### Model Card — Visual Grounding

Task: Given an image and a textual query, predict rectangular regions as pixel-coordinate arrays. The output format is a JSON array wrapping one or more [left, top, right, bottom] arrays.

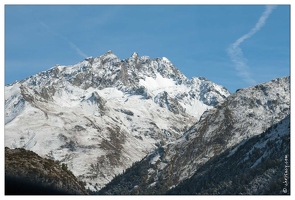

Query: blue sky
[[5, 5, 290, 93]]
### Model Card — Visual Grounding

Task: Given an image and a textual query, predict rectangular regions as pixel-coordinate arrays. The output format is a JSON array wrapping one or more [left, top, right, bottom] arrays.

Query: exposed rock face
[[5, 147, 88, 195], [154, 91, 185, 114]]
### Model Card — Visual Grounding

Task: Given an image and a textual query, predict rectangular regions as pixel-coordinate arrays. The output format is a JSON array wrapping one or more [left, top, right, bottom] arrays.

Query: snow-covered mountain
[[98, 76, 290, 194], [5, 51, 230, 191]]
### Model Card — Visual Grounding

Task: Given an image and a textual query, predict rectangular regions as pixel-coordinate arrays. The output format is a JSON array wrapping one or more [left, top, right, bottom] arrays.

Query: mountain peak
[[131, 52, 139, 58], [162, 57, 171, 63], [105, 50, 114, 54]]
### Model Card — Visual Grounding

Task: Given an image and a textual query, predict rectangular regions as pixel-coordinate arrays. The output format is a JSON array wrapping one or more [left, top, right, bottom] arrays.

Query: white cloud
[[39, 20, 88, 58], [227, 5, 277, 85]]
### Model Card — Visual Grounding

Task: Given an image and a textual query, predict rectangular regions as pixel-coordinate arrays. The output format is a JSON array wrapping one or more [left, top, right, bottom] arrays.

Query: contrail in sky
[[39, 20, 88, 58], [227, 5, 277, 85]]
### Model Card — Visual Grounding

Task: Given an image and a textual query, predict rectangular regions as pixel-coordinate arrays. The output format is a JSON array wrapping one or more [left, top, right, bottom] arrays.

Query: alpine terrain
[[5, 51, 230, 191], [98, 76, 290, 195]]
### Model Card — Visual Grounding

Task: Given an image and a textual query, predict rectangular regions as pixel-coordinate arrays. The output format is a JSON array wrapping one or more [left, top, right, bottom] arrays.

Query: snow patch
[[162, 57, 171, 63], [150, 154, 160, 165], [139, 73, 176, 92]]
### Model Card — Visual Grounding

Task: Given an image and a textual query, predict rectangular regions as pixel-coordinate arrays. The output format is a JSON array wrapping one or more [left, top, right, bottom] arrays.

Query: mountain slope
[[5, 147, 87, 194], [98, 76, 290, 194], [5, 51, 230, 191], [167, 115, 290, 194]]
